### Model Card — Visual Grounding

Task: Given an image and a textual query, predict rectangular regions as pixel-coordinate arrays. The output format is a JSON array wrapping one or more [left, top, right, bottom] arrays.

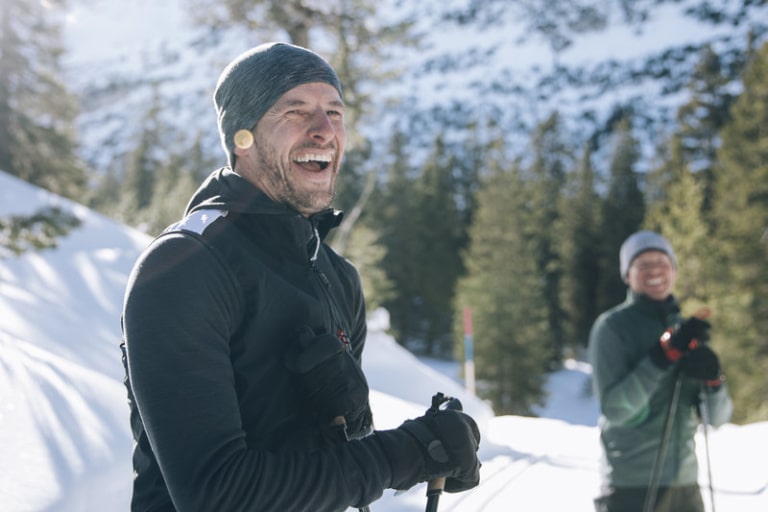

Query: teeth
[[295, 153, 332, 163], [646, 278, 663, 286]]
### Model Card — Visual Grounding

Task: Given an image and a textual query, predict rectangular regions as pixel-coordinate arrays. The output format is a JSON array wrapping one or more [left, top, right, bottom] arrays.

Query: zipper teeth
[[309, 224, 350, 349]]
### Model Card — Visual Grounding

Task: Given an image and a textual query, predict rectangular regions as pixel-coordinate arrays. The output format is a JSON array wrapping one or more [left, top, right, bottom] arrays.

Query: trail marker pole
[[463, 307, 475, 396]]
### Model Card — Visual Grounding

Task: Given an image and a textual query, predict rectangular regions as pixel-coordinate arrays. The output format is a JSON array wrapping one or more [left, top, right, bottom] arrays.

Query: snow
[[1, 169, 767, 511], [58, 0, 768, 177]]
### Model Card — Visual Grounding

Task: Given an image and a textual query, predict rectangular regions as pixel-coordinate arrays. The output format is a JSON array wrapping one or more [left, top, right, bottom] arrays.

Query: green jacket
[[587, 290, 732, 489]]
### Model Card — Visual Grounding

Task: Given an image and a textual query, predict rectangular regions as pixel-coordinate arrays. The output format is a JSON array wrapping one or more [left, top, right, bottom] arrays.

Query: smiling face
[[233, 82, 346, 216], [625, 250, 677, 301]]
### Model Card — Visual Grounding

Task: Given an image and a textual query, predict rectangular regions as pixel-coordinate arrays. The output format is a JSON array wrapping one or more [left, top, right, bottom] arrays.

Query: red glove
[[650, 316, 711, 368]]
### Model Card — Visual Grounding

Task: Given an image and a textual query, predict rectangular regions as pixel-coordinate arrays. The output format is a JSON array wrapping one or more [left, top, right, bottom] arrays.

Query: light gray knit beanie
[[619, 230, 677, 278], [213, 42, 342, 168]]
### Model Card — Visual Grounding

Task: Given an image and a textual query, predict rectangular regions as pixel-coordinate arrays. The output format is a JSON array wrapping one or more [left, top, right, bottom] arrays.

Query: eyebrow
[[278, 98, 345, 109]]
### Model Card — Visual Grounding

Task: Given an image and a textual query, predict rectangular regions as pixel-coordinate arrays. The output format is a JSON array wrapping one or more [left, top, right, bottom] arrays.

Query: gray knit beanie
[[213, 42, 343, 168], [619, 230, 677, 278]]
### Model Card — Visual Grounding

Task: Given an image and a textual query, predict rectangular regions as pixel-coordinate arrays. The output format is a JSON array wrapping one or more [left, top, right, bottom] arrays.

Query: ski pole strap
[[659, 328, 684, 362]]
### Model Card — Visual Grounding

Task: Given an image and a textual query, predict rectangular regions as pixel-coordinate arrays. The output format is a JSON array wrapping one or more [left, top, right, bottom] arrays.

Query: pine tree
[[408, 136, 466, 356], [377, 130, 422, 345], [0, 0, 86, 199], [525, 112, 571, 364], [643, 46, 732, 312], [646, 45, 734, 224], [455, 157, 550, 415], [378, 134, 466, 355], [709, 42, 768, 423], [557, 144, 602, 348], [342, 224, 394, 314], [675, 46, 733, 186], [647, 167, 713, 310], [107, 99, 164, 230], [90, 90, 207, 234], [596, 117, 645, 312]]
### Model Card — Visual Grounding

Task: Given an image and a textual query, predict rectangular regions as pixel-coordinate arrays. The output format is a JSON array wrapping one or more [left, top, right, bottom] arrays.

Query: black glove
[[377, 408, 481, 493], [650, 316, 711, 368], [679, 345, 722, 383], [672, 316, 711, 348], [286, 326, 372, 439]]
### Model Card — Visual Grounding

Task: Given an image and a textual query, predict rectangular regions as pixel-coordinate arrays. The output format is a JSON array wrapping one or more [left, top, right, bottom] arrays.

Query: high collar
[[626, 289, 680, 325], [185, 167, 344, 241]]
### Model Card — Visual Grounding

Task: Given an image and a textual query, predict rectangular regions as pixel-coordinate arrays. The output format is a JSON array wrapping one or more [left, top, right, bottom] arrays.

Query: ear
[[233, 145, 250, 158]]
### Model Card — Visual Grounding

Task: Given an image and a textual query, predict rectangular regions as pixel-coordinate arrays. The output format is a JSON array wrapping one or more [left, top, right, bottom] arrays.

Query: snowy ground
[[1, 169, 767, 511]]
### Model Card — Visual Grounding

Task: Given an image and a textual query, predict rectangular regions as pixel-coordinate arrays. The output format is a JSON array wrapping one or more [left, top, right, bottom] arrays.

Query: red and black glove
[[679, 345, 724, 388], [650, 316, 711, 369]]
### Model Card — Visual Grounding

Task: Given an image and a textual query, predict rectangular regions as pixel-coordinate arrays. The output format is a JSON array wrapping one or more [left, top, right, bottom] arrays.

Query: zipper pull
[[337, 328, 351, 351]]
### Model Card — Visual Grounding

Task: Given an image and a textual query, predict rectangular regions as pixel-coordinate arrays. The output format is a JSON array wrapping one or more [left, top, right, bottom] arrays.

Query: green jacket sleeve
[[588, 314, 668, 427], [700, 384, 733, 427]]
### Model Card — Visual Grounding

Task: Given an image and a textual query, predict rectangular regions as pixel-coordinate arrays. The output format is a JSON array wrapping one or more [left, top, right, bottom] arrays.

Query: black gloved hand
[[679, 345, 722, 383], [377, 408, 481, 493], [671, 316, 711, 349], [650, 316, 711, 368], [286, 326, 371, 439]]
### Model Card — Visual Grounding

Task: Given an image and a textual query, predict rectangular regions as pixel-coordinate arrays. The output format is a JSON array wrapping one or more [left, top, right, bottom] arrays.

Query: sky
[[1, 170, 767, 511]]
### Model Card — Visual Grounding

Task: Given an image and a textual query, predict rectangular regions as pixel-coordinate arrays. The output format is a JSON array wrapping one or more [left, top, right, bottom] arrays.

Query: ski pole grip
[[427, 477, 446, 495], [426, 393, 463, 499]]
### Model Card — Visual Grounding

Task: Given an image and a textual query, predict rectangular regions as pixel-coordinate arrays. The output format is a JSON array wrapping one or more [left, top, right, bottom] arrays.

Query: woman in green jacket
[[588, 231, 732, 512]]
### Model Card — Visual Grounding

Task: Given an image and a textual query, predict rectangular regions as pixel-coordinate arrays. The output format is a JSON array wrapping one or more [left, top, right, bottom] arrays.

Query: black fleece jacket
[[121, 168, 397, 511]]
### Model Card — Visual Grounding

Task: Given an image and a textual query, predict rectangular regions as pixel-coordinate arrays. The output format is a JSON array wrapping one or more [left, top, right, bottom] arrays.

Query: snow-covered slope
[[1, 171, 767, 511]]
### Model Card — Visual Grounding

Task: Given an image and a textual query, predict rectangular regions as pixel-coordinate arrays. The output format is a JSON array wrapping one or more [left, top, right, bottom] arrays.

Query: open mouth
[[646, 277, 664, 287], [294, 153, 332, 171]]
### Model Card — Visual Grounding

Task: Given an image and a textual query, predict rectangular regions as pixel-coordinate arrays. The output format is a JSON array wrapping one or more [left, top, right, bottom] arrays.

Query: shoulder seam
[[164, 209, 228, 236]]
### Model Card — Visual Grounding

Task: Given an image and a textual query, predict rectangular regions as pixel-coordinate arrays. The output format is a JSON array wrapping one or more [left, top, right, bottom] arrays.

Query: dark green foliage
[[341, 223, 394, 314], [0, 0, 86, 199], [596, 117, 645, 312], [409, 138, 466, 355], [374, 130, 421, 344], [557, 145, 602, 348], [708, 42, 768, 423], [0, 0, 88, 258], [525, 113, 570, 364], [455, 157, 551, 415], [0, 207, 81, 258], [378, 134, 467, 356], [87, 93, 213, 235]]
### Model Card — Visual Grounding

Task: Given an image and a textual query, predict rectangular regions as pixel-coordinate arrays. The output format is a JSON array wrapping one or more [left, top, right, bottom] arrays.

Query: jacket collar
[[625, 289, 681, 325]]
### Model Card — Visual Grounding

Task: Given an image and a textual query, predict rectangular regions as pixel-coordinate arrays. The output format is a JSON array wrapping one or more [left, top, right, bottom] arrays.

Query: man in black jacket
[[121, 42, 481, 511]]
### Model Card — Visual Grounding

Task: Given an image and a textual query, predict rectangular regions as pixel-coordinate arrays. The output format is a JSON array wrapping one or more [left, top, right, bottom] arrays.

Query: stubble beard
[[255, 139, 337, 215]]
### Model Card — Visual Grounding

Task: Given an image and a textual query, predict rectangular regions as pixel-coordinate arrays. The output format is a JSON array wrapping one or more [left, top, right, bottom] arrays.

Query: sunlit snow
[[2, 171, 767, 511]]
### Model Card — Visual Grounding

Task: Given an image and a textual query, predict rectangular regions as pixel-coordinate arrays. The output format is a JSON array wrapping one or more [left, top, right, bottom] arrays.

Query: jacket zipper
[[308, 224, 351, 352]]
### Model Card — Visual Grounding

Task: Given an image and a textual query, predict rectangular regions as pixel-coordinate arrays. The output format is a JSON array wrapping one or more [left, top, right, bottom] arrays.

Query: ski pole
[[699, 384, 716, 512], [644, 368, 682, 512], [644, 307, 712, 512], [425, 392, 463, 512]]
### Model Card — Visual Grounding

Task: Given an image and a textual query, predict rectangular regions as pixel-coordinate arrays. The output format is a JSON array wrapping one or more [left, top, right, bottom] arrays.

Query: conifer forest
[[1, 0, 766, 423]]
